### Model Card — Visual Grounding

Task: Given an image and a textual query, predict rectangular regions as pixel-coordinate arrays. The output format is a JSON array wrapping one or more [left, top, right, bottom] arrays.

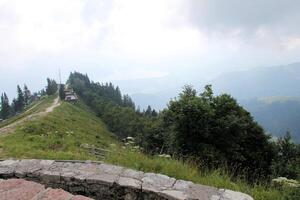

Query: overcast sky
[[1, 0, 300, 99]]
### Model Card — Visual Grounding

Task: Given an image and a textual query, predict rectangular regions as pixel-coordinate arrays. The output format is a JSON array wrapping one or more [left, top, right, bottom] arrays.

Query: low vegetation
[[0, 73, 299, 199], [0, 99, 115, 160], [0, 96, 55, 129], [0, 94, 298, 199]]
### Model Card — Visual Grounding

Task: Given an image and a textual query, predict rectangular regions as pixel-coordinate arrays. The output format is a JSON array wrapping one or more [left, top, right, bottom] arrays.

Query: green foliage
[[0, 93, 10, 119], [23, 84, 31, 106], [46, 78, 57, 95], [0, 94, 295, 200], [59, 84, 65, 100], [0, 95, 54, 129], [105, 147, 289, 200], [271, 132, 300, 179], [68, 72, 151, 141], [15, 85, 25, 112], [68, 72, 299, 182], [163, 85, 274, 180], [0, 100, 116, 160], [282, 187, 300, 200]]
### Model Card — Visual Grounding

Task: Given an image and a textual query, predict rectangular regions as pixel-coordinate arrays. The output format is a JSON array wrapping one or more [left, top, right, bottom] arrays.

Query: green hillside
[[0, 94, 298, 200], [0, 96, 116, 160]]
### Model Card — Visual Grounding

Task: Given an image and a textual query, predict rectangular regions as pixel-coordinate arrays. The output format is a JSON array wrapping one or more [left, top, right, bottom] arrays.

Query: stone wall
[[0, 159, 253, 200]]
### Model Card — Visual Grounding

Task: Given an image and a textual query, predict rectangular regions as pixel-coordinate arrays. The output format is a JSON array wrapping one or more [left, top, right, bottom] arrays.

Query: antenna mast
[[59, 68, 62, 85]]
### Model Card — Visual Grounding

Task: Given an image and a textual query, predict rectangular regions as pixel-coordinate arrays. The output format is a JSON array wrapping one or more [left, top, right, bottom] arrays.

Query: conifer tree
[[12, 98, 18, 113], [115, 86, 122, 104], [46, 78, 58, 95], [16, 85, 24, 112], [23, 84, 31, 106], [59, 84, 65, 100], [145, 105, 152, 116], [0, 93, 10, 119]]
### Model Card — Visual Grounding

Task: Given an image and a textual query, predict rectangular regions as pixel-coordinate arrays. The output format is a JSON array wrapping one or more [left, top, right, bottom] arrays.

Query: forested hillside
[[0, 72, 299, 199], [68, 72, 299, 183]]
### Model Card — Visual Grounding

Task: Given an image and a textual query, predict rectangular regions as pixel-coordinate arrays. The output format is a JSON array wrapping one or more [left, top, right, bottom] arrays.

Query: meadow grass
[[0, 99, 116, 160], [105, 148, 285, 200], [0, 96, 295, 199]]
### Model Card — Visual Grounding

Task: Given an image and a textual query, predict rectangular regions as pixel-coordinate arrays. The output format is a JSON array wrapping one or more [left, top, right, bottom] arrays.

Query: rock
[[272, 177, 300, 188], [210, 189, 254, 200]]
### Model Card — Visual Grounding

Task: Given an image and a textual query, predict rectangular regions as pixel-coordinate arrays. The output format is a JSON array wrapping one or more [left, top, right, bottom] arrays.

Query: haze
[[1, 0, 300, 102]]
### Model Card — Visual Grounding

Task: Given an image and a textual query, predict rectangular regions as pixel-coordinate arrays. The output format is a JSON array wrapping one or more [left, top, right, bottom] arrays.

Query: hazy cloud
[[186, 0, 300, 32], [1, 0, 300, 99]]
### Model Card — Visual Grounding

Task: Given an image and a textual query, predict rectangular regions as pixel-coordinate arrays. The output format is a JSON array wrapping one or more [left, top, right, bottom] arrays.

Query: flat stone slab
[[0, 159, 253, 200], [0, 179, 92, 200]]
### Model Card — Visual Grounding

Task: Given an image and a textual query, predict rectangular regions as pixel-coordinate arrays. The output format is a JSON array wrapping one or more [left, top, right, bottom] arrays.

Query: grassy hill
[[0, 95, 297, 200], [0, 97, 116, 160]]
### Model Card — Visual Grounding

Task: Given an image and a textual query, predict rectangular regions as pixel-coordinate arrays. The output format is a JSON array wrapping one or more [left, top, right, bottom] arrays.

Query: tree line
[[0, 84, 32, 119], [0, 78, 58, 120], [68, 72, 299, 182]]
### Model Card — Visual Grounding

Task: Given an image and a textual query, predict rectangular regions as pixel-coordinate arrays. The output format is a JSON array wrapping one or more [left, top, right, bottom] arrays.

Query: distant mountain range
[[241, 97, 300, 143], [120, 62, 300, 142], [211, 62, 300, 98]]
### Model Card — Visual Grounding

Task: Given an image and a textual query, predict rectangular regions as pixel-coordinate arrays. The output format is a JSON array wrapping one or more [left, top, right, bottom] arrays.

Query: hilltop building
[[64, 85, 78, 102]]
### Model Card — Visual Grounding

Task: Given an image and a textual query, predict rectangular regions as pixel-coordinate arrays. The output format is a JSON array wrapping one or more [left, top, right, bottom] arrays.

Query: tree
[[23, 84, 31, 106], [123, 94, 135, 108], [145, 105, 152, 116], [59, 84, 65, 100], [16, 85, 24, 112], [115, 86, 122, 104], [46, 78, 58, 95], [163, 85, 274, 180], [11, 98, 18, 114], [272, 132, 300, 179], [0, 93, 10, 119]]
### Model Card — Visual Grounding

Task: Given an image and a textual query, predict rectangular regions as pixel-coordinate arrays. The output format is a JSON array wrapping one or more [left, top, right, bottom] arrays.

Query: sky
[[1, 0, 300, 99]]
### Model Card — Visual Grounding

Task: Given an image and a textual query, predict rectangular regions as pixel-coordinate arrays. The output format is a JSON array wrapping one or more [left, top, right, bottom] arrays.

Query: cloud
[[186, 0, 300, 32], [1, 0, 300, 99], [104, 68, 168, 81]]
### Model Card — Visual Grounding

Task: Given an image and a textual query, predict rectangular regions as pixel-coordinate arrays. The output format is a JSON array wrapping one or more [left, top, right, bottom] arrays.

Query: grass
[[0, 95, 55, 129], [0, 96, 296, 199], [0, 98, 116, 160], [105, 148, 287, 200]]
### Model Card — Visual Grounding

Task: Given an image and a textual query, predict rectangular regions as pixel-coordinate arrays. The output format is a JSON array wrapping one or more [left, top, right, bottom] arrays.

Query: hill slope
[[0, 95, 295, 200], [0, 97, 116, 160]]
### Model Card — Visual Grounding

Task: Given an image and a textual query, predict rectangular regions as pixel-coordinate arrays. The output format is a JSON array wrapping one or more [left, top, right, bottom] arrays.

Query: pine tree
[[59, 84, 65, 100], [151, 109, 158, 117], [145, 105, 152, 116], [0, 93, 10, 119], [46, 78, 58, 95], [115, 86, 122, 104], [23, 84, 31, 106], [16, 85, 25, 112], [12, 98, 18, 113]]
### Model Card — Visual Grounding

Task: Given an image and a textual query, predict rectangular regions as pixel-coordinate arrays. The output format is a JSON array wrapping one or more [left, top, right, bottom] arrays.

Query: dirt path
[[45, 96, 60, 113], [0, 96, 61, 136]]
